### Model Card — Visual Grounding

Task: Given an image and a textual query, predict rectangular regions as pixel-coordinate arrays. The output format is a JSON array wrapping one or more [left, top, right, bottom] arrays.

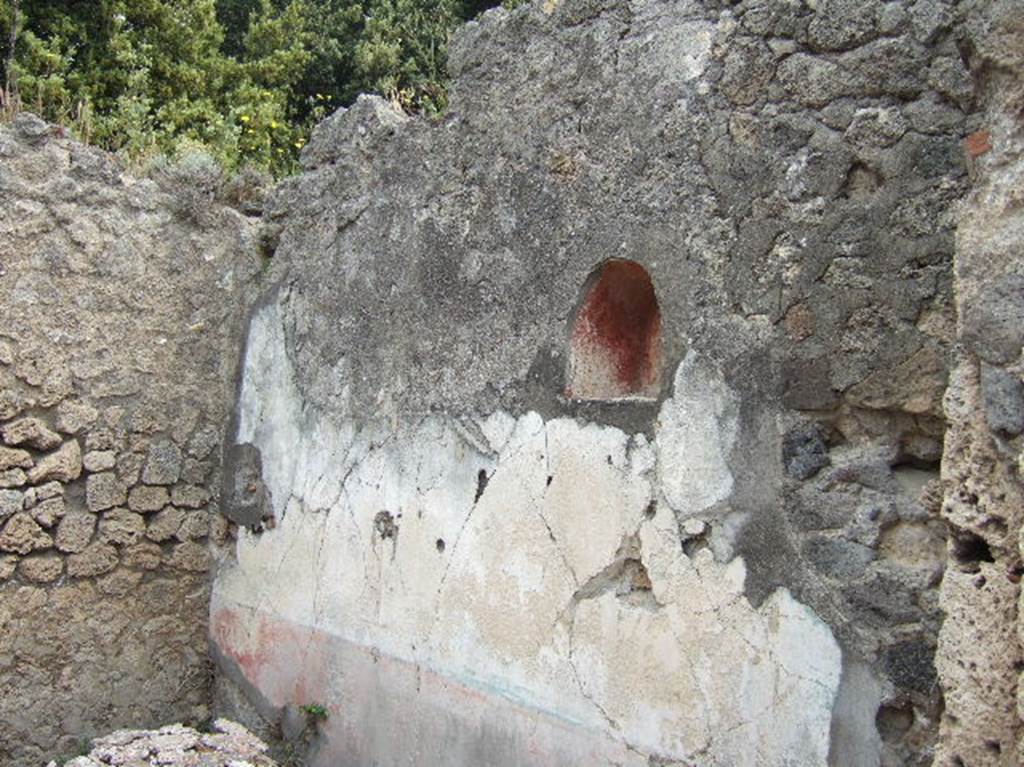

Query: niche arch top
[[566, 259, 663, 401]]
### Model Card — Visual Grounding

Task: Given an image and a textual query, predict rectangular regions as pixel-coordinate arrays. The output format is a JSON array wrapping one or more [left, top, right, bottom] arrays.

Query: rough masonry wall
[[211, 0, 977, 765], [935, 3, 1024, 765], [0, 115, 261, 766]]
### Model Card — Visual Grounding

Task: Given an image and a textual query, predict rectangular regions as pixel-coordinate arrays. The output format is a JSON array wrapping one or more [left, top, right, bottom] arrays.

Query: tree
[[355, 0, 464, 113], [0, 0, 503, 174]]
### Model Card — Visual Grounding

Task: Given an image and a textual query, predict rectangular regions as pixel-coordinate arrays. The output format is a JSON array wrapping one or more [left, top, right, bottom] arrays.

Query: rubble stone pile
[[48, 720, 277, 767]]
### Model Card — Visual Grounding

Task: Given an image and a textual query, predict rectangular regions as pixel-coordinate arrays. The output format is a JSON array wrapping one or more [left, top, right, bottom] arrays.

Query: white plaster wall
[[213, 301, 843, 766]]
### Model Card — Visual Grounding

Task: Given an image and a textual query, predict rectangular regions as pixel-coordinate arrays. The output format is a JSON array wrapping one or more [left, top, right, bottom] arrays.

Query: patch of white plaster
[[655, 351, 738, 517], [236, 301, 305, 519], [215, 310, 842, 766]]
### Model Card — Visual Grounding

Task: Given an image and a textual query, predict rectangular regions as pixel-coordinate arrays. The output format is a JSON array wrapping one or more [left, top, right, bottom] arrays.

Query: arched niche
[[565, 259, 663, 401]]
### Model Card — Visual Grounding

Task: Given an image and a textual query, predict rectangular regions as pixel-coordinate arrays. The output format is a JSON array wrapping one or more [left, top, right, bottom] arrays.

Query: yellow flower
[[271, 121, 279, 129], [240, 114, 250, 123]]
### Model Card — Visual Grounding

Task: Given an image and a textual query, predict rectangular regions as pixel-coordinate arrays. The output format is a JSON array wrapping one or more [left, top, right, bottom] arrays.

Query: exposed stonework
[[1, 0, 1021, 764], [0, 114, 261, 765], [934, 2, 1024, 765], [209, 0, 979, 764]]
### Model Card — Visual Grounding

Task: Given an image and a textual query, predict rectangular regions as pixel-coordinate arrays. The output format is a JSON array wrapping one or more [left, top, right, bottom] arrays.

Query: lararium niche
[[566, 259, 663, 400]]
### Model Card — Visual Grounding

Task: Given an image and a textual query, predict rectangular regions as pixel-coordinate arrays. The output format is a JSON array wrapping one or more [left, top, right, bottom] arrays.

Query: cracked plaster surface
[[214, 302, 842, 765]]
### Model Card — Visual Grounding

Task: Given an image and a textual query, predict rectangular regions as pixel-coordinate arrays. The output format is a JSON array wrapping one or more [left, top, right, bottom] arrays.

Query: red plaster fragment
[[966, 130, 993, 158]]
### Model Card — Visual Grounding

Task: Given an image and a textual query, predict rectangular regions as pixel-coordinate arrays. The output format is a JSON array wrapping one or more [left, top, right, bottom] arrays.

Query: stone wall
[[0, 115, 261, 765], [210, 0, 977, 764], [2, 0, 1020, 764], [935, 2, 1024, 765]]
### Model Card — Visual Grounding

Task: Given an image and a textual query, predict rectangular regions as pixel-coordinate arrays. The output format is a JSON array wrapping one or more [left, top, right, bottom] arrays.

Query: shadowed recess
[[566, 260, 662, 401]]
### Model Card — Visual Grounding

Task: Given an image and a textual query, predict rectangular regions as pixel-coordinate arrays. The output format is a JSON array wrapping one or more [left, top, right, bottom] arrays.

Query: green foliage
[[301, 702, 329, 719], [355, 0, 462, 113], [0, 0, 501, 175]]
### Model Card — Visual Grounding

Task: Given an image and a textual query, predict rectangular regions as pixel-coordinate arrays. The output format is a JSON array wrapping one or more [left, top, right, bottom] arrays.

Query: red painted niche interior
[[566, 259, 662, 400]]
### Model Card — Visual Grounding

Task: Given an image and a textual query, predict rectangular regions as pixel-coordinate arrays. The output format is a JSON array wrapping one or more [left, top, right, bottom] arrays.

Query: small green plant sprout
[[301, 702, 329, 720]]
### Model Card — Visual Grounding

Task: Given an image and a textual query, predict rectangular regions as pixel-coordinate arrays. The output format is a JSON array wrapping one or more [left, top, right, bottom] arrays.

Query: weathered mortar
[[0, 115, 261, 765], [212, 0, 979, 764]]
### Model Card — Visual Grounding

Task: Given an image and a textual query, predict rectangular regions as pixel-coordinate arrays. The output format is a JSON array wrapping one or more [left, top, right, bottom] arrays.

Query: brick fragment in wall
[[0, 389, 29, 421], [54, 400, 99, 434], [22, 481, 63, 510], [96, 568, 144, 596], [176, 510, 209, 541], [86, 427, 124, 453], [209, 514, 231, 546], [83, 450, 117, 473], [0, 554, 16, 580], [0, 468, 27, 488], [142, 440, 183, 485], [168, 542, 210, 572], [0, 489, 23, 520], [67, 542, 118, 578], [18, 553, 63, 583], [128, 404, 169, 435], [0, 446, 32, 471], [117, 452, 144, 485], [147, 507, 184, 542], [122, 541, 162, 570], [0, 513, 52, 554], [1, 417, 62, 451], [965, 130, 993, 159], [55, 514, 97, 554], [86, 472, 127, 512], [180, 457, 209, 485], [99, 509, 146, 546], [171, 484, 210, 509], [31, 497, 65, 528], [170, 405, 200, 446], [187, 425, 219, 458], [128, 485, 171, 513], [27, 440, 82, 484]]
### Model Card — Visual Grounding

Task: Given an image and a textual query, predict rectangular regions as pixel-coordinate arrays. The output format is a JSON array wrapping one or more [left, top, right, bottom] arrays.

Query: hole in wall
[[950, 530, 994, 570], [875, 700, 915, 743], [374, 510, 398, 540], [621, 558, 652, 592], [840, 161, 883, 200], [474, 469, 489, 503], [566, 259, 662, 401]]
